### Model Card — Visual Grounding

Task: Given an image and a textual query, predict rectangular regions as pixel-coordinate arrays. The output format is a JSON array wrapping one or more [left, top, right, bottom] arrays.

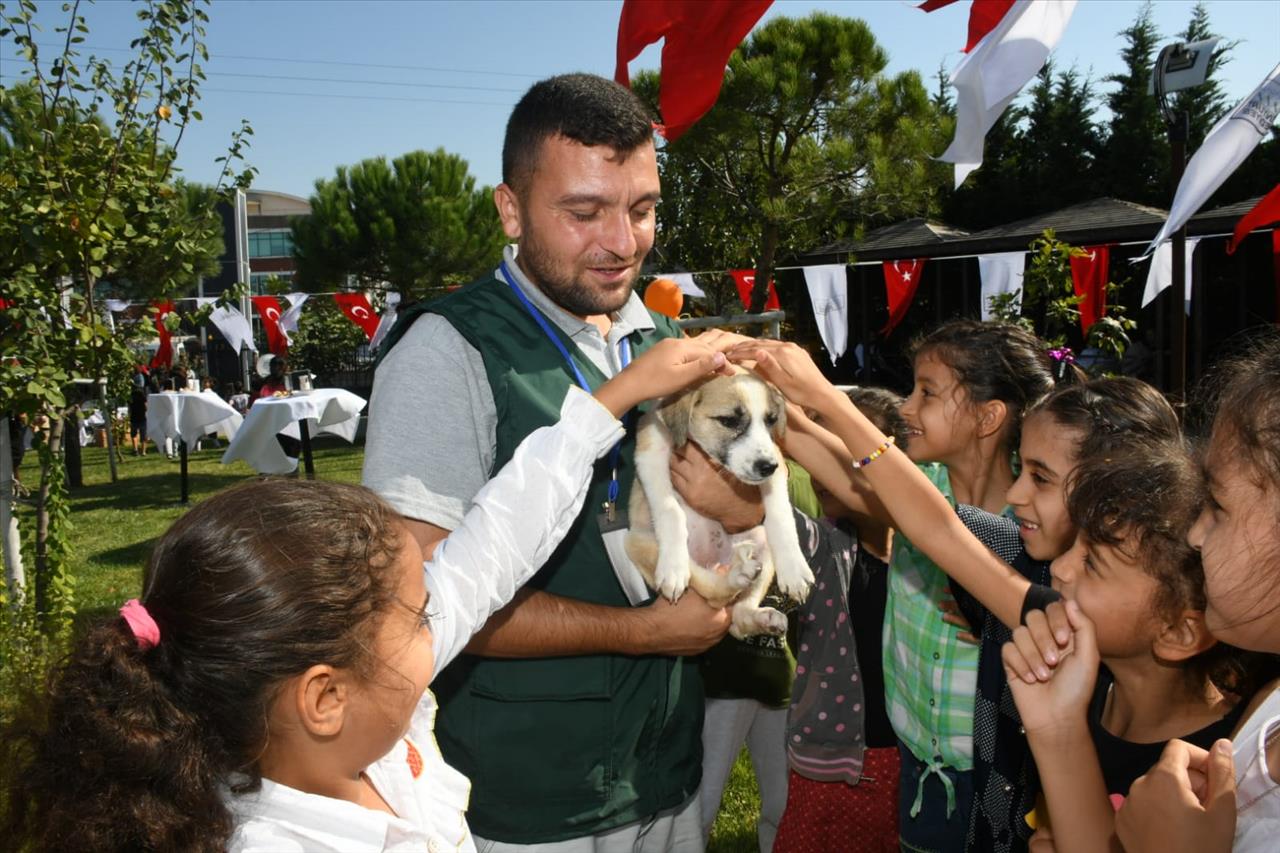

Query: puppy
[[625, 371, 815, 639]]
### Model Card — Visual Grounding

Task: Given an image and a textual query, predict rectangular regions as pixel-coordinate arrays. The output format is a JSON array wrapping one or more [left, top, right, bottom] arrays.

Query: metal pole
[[178, 439, 189, 505], [298, 419, 316, 480], [1170, 112, 1189, 410]]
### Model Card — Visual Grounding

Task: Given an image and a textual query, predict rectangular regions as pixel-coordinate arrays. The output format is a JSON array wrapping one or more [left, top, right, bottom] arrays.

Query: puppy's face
[[659, 373, 786, 484]]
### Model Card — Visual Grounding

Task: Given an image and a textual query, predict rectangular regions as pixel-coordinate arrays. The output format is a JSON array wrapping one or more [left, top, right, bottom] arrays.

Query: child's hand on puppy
[[726, 339, 842, 414], [595, 338, 732, 417]]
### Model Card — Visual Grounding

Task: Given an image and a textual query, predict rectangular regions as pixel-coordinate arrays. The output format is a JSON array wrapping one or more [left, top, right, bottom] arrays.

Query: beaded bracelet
[[851, 435, 896, 470]]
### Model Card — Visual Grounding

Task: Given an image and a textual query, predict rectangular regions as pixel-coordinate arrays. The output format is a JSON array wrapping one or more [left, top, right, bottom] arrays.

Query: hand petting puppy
[[594, 337, 733, 418]]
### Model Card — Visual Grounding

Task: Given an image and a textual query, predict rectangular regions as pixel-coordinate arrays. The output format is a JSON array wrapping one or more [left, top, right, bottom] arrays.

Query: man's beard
[[517, 230, 640, 317]]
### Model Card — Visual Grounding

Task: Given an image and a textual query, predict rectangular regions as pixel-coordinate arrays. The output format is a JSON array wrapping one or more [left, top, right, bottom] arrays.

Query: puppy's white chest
[[681, 498, 766, 569]]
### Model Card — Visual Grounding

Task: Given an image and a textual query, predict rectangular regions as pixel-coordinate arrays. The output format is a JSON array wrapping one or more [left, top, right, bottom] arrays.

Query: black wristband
[[1020, 584, 1063, 626]]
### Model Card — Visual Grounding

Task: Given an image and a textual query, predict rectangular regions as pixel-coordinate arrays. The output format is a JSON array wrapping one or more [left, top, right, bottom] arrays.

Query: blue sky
[[4, 0, 1277, 200]]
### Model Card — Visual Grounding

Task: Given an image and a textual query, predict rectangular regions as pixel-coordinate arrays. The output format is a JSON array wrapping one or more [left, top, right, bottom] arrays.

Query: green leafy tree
[[1016, 64, 1101, 213], [637, 13, 948, 313], [291, 148, 506, 304], [0, 0, 253, 634], [286, 298, 369, 383]]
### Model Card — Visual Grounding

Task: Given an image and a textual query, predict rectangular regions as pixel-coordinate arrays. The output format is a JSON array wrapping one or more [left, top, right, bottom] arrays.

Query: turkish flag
[[250, 296, 289, 356], [334, 292, 380, 340], [615, 0, 772, 142], [729, 269, 780, 312], [149, 300, 177, 369], [1070, 245, 1111, 335], [882, 260, 926, 336], [918, 0, 1017, 52], [1227, 184, 1280, 255]]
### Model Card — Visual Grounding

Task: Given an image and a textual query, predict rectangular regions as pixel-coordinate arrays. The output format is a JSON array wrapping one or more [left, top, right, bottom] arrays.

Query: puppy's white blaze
[[722, 381, 781, 483]]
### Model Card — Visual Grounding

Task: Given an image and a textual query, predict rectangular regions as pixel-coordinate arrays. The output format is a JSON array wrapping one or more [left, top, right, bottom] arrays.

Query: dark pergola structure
[[778, 196, 1276, 397]]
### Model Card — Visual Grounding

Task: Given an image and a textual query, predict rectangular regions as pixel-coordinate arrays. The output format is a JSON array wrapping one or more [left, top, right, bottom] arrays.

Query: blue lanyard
[[499, 261, 631, 512]]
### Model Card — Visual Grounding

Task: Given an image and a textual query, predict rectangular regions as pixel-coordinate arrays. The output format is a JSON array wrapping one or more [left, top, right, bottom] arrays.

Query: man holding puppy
[[363, 74, 733, 850]]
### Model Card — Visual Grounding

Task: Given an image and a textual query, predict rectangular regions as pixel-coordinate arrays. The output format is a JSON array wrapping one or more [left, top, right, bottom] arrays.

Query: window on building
[[249, 272, 294, 294], [248, 229, 294, 258]]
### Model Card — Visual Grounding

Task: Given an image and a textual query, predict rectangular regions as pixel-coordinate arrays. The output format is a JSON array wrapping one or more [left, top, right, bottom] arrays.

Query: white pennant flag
[[198, 298, 257, 355], [1142, 62, 1280, 258], [940, 0, 1077, 188], [977, 252, 1026, 320], [1141, 238, 1201, 314], [802, 264, 848, 365], [659, 272, 706, 298], [104, 299, 129, 312], [279, 292, 310, 345], [369, 291, 402, 352]]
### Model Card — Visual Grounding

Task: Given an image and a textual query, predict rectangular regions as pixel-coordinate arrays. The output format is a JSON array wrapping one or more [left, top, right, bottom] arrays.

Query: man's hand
[[635, 588, 732, 656], [670, 442, 765, 534], [1116, 739, 1237, 853]]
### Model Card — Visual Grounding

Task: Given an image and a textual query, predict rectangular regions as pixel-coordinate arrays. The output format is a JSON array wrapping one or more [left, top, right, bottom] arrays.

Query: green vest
[[390, 274, 702, 843]]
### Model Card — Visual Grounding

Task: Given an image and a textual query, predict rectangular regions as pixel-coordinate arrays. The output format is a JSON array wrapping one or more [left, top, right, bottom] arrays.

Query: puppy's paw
[[774, 551, 815, 603], [653, 552, 692, 602], [728, 541, 762, 591], [730, 605, 788, 639]]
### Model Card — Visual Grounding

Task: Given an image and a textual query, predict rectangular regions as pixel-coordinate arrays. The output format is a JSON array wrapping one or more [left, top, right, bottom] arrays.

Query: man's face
[[495, 134, 660, 318]]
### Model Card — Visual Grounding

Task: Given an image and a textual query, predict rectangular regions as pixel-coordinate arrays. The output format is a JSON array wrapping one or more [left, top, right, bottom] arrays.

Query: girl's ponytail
[[2, 478, 407, 852], [4, 618, 231, 852]]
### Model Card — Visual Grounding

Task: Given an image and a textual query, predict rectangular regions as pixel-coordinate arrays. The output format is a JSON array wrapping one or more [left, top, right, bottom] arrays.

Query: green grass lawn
[[11, 438, 765, 850]]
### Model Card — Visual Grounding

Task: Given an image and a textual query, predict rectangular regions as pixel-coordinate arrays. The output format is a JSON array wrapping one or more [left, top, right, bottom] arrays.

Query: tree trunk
[[34, 417, 64, 618], [1, 416, 23, 598], [749, 222, 780, 314]]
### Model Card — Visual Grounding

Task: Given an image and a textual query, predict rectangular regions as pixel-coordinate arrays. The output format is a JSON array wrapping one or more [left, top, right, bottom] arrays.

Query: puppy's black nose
[[753, 459, 778, 479]]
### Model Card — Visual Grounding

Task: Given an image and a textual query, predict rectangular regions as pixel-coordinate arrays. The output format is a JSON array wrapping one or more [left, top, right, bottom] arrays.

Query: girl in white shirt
[[1115, 337, 1280, 852], [0, 337, 729, 853]]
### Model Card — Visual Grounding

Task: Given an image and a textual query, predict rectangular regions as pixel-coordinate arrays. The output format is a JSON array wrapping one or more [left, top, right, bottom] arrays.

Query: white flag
[[104, 299, 129, 312], [369, 291, 402, 352], [279, 292, 310, 345], [940, 0, 1077, 188], [978, 252, 1026, 320], [201, 300, 257, 355], [1141, 238, 1201, 314], [802, 264, 849, 365], [1142, 62, 1280, 258], [659, 272, 706, 298]]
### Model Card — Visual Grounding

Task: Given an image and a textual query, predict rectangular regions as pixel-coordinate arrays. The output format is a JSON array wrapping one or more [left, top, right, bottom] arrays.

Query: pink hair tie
[[120, 599, 160, 651]]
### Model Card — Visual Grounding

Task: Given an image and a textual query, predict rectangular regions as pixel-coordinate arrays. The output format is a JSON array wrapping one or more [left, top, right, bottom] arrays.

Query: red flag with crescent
[[149, 300, 177, 369], [333, 292, 380, 340], [729, 269, 780, 312], [1227, 184, 1280, 255], [882, 259, 926, 336], [250, 295, 289, 356], [1070, 245, 1111, 334]]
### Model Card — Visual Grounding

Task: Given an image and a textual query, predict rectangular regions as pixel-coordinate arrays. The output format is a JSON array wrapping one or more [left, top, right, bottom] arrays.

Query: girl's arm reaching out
[[731, 340, 1059, 636]]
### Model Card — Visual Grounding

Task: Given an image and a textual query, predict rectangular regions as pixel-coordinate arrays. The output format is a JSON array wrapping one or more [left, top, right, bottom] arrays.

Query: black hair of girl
[[1026, 376, 1181, 464], [909, 319, 1056, 451], [1068, 441, 1271, 698], [1, 479, 406, 853], [846, 386, 910, 452], [1202, 333, 1280, 502]]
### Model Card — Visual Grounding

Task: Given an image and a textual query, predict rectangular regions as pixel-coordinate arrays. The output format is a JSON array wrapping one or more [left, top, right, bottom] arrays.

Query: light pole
[[1151, 38, 1218, 406]]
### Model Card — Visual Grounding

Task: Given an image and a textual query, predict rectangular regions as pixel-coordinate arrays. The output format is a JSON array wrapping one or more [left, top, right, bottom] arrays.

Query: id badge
[[598, 507, 653, 607]]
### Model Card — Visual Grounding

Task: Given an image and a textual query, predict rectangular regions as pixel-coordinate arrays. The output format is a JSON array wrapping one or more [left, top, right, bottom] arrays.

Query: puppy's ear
[[659, 392, 697, 448], [766, 383, 787, 441]]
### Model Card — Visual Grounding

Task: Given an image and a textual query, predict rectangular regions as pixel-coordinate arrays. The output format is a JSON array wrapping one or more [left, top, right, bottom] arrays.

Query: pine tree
[[1098, 2, 1168, 207], [1170, 1, 1236, 149]]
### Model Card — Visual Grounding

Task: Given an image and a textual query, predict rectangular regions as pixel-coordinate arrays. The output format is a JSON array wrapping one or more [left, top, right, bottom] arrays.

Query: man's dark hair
[[502, 73, 654, 189]]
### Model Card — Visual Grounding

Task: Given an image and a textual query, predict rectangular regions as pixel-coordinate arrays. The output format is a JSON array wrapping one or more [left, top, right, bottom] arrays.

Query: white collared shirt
[[228, 388, 625, 852]]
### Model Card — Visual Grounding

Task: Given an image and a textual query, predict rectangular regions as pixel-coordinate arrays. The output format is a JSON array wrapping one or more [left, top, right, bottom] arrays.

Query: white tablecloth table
[[221, 388, 366, 475], [146, 391, 243, 449]]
